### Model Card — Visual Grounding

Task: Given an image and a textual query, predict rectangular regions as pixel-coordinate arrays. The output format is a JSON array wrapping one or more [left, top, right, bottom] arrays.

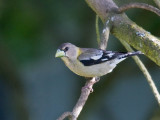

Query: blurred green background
[[0, 0, 160, 120]]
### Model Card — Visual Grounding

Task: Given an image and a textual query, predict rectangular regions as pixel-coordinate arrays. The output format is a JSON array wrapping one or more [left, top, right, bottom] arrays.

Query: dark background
[[0, 0, 160, 120]]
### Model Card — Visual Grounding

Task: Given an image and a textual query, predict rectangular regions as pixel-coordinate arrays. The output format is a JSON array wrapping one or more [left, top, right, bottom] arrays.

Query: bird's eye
[[64, 47, 69, 52]]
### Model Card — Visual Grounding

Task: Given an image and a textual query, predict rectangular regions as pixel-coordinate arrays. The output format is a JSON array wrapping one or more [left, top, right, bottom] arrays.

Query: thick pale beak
[[55, 49, 65, 57]]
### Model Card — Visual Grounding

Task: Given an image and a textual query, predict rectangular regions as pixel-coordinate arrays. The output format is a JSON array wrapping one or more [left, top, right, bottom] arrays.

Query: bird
[[55, 43, 143, 77]]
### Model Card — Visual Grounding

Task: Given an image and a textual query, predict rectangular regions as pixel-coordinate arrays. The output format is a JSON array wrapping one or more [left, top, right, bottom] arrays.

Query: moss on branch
[[111, 14, 160, 65]]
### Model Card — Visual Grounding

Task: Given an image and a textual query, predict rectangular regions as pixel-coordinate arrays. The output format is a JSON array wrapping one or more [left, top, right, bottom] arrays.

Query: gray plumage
[[55, 43, 143, 77]]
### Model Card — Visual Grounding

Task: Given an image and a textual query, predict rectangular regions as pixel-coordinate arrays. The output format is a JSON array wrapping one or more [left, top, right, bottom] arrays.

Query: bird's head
[[55, 43, 79, 59]]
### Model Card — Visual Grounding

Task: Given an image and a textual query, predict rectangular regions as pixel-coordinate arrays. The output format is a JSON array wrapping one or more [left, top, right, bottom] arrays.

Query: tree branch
[[85, 0, 160, 106], [85, 0, 118, 22], [99, 18, 111, 50], [118, 3, 160, 17], [85, 0, 160, 66], [57, 78, 100, 120], [118, 3, 160, 16], [71, 77, 99, 119]]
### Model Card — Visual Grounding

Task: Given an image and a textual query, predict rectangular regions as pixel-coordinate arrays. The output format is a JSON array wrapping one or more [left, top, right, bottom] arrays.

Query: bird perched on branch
[[55, 43, 142, 77]]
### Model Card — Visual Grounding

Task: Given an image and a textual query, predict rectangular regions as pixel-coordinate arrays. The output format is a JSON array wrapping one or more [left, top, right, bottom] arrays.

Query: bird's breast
[[61, 57, 118, 77]]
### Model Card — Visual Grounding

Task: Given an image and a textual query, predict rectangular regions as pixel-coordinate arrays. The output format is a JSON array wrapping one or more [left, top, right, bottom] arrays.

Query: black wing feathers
[[79, 50, 142, 66], [79, 51, 120, 66]]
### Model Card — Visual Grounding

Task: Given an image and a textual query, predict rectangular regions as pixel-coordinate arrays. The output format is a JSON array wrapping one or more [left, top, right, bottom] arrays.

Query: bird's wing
[[78, 49, 120, 66]]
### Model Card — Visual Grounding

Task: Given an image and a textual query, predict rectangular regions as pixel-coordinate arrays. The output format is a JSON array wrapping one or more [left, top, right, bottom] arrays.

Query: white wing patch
[[81, 57, 91, 60], [101, 58, 108, 61], [91, 54, 102, 60], [106, 53, 115, 58]]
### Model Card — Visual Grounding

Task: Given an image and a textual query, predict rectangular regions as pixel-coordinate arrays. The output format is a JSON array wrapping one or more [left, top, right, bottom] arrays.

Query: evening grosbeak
[[55, 43, 142, 77]]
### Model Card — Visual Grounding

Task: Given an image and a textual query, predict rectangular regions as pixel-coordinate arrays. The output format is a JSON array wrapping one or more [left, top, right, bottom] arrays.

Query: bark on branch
[[118, 3, 160, 16]]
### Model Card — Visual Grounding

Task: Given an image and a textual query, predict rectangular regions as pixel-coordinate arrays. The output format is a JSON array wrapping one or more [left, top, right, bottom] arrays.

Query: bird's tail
[[118, 51, 143, 59]]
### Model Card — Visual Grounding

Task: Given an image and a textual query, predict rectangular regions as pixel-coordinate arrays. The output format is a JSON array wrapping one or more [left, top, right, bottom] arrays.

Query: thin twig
[[95, 15, 100, 45], [72, 77, 99, 119], [99, 19, 111, 50], [153, 0, 160, 9], [57, 77, 100, 120], [118, 3, 160, 17], [120, 40, 160, 106]]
